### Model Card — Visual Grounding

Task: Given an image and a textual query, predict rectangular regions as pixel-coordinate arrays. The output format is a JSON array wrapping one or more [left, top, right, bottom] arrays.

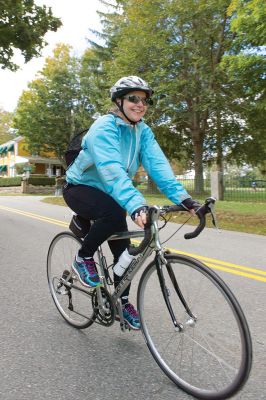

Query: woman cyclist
[[63, 76, 198, 330]]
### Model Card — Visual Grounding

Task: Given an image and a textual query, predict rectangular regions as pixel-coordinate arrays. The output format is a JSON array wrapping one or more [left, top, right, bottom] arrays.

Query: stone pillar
[[211, 171, 224, 200], [54, 176, 64, 196], [21, 178, 28, 194]]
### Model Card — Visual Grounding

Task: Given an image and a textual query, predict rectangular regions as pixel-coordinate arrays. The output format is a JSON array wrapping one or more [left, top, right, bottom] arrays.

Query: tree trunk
[[146, 176, 160, 194], [193, 141, 204, 195], [216, 111, 224, 200], [191, 112, 204, 195]]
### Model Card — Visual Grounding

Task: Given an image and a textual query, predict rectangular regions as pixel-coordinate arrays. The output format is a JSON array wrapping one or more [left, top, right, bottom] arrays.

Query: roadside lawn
[[42, 195, 266, 236]]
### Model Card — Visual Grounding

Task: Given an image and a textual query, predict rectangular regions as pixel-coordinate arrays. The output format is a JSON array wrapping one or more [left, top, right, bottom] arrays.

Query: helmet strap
[[115, 99, 140, 125]]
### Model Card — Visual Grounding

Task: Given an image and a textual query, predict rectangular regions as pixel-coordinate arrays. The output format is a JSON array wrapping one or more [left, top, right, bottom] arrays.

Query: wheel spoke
[[138, 254, 252, 399], [47, 232, 95, 329], [182, 331, 238, 375]]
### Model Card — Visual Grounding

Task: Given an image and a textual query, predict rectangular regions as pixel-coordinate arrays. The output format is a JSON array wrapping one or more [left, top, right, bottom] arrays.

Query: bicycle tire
[[137, 253, 252, 399], [47, 231, 95, 329]]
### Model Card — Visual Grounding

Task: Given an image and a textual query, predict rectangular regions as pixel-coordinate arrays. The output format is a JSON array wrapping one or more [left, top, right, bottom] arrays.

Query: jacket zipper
[[126, 125, 139, 173], [126, 128, 133, 173]]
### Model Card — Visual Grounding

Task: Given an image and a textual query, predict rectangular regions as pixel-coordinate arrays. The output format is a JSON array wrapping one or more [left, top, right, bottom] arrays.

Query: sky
[[0, 0, 105, 112]]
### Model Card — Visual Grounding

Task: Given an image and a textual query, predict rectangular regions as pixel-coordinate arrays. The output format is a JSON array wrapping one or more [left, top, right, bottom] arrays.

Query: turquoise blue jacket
[[66, 114, 190, 215]]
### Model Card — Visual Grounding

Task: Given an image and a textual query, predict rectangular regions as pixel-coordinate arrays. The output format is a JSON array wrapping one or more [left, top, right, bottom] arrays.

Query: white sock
[[76, 255, 93, 262]]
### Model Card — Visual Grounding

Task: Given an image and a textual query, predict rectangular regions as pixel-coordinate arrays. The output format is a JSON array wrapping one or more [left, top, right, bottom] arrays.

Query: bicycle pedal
[[117, 318, 131, 332], [116, 315, 129, 332], [125, 322, 131, 331], [120, 322, 126, 332], [120, 322, 131, 332], [71, 272, 78, 281]]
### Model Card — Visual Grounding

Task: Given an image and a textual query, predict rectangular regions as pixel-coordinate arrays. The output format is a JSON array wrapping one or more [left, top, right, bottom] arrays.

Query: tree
[[96, 0, 265, 194], [0, 107, 13, 143], [79, 48, 108, 115], [96, 0, 233, 192], [228, 0, 266, 47], [13, 44, 96, 164], [85, 0, 130, 114], [0, 0, 61, 70], [219, 53, 266, 166], [13, 0, 265, 185], [89, 0, 194, 169]]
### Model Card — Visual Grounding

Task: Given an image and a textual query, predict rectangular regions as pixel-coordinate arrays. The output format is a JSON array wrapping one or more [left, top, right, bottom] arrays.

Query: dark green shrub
[[0, 177, 22, 187], [28, 176, 55, 186]]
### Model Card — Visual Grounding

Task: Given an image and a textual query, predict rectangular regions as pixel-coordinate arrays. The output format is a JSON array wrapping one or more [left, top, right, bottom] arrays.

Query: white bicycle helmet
[[110, 75, 153, 101]]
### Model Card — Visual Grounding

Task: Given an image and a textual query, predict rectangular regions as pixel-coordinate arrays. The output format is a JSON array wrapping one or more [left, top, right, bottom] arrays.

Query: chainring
[[91, 287, 115, 326]]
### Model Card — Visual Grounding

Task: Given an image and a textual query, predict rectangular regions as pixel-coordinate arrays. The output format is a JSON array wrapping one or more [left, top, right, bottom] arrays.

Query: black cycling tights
[[63, 184, 131, 302]]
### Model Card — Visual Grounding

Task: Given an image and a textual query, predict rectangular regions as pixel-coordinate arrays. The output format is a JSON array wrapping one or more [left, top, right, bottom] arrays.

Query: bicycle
[[47, 198, 252, 400]]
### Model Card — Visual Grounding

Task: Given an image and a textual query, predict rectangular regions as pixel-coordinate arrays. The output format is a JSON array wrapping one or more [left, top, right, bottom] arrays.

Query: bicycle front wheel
[[47, 231, 95, 329], [137, 254, 252, 400]]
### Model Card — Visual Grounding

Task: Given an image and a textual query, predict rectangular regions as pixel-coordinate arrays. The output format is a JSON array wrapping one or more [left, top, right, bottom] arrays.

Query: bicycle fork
[[155, 252, 197, 331]]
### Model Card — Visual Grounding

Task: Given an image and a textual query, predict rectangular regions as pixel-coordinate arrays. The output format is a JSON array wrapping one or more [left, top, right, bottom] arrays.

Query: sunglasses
[[123, 94, 153, 106]]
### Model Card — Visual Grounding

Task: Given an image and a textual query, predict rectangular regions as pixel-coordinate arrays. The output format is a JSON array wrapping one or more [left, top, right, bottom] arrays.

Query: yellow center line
[[0, 205, 69, 228], [164, 246, 266, 277], [131, 241, 266, 283], [0, 204, 265, 282], [205, 263, 266, 283]]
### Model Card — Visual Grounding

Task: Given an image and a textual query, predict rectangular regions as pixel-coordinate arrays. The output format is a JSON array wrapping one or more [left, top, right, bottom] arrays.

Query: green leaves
[[0, 0, 61, 70], [13, 44, 96, 164], [228, 0, 266, 47], [93, 0, 265, 191], [11, 0, 266, 184], [0, 107, 13, 144]]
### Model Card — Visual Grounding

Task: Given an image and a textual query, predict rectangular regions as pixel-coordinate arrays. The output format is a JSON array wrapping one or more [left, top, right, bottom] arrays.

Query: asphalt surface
[[0, 196, 265, 400]]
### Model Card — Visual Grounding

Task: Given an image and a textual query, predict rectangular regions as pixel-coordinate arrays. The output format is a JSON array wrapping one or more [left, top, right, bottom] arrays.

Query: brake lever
[[206, 197, 220, 231]]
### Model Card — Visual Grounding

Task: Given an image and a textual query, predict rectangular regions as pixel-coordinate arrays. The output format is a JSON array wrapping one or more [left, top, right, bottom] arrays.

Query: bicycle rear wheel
[[47, 231, 95, 329], [137, 254, 252, 400]]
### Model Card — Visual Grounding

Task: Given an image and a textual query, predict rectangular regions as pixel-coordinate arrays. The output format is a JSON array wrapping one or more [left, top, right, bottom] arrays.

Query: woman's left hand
[[131, 206, 149, 229]]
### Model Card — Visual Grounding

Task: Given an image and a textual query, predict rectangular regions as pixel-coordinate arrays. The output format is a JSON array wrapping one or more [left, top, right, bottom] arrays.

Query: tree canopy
[[0, 0, 61, 70], [0, 107, 13, 144], [13, 44, 98, 165], [13, 0, 266, 187], [92, 0, 265, 192]]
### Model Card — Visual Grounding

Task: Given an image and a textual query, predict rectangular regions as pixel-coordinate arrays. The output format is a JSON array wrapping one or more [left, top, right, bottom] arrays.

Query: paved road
[[0, 196, 265, 400]]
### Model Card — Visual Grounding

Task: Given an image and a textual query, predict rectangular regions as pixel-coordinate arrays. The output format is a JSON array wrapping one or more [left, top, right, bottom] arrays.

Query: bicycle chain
[[91, 287, 115, 326]]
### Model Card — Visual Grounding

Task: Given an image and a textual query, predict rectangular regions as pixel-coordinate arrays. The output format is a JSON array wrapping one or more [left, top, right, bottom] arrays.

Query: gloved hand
[[131, 206, 149, 229], [180, 198, 201, 212]]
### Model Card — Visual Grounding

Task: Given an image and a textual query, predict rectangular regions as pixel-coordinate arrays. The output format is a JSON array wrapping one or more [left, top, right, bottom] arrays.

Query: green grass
[[224, 191, 266, 202], [144, 194, 266, 235], [42, 194, 266, 236], [42, 196, 67, 205], [137, 183, 266, 202]]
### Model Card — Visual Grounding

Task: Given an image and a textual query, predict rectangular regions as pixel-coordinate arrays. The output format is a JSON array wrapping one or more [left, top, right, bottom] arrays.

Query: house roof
[[28, 156, 61, 164], [0, 136, 23, 147]]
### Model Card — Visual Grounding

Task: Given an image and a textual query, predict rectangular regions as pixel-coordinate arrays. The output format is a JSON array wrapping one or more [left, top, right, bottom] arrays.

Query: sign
[[23, 166, 32, 172]]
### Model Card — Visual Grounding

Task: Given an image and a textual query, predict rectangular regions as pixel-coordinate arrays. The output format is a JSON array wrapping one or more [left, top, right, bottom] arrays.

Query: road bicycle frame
[[94, 207, 165, 328], [59, 199, 215, 329], [94, 205, 197, 331]]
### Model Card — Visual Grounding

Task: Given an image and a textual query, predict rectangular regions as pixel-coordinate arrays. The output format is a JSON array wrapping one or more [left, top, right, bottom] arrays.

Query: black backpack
[[65, 128, 89, 168]]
